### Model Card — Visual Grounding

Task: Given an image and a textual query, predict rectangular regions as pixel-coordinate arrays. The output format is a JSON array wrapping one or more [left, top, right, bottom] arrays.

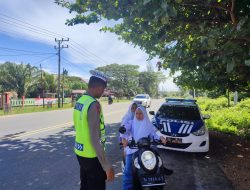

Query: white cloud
[[43, 68, 54, 74], [0, 0, 179, 91]]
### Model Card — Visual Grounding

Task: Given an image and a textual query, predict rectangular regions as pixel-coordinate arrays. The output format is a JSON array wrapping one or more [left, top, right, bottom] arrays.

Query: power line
[[68, 40, 110, 65], [0, 18, 108, 65], [0, 13, 114, 66], [0, 27, 54, 44], [61, 56, 88, 71], [0, 13, 60, 39], [0, 46, 55, 54], [68, 46, 97, 63], [32, 54, 56, 65], [0, 13, 65, 38], [0, 19, 56, 39], [0, 53, 56, 56]]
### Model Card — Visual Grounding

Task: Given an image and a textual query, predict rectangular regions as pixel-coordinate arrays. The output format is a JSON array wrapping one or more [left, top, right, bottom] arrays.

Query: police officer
[[73, 70, 114, 190]]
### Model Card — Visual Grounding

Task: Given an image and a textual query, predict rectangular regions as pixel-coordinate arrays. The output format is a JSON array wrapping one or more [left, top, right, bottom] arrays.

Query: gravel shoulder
[[208, 131, 250, 190]]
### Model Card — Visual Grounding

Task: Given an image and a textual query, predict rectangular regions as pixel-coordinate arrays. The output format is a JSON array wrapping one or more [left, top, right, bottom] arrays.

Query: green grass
[[0, 103, 73, 116], [197, 97, 250, 138]]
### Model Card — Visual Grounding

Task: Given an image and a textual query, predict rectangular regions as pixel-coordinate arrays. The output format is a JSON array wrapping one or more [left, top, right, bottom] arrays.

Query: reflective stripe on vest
[[73, 95, 106, 158]]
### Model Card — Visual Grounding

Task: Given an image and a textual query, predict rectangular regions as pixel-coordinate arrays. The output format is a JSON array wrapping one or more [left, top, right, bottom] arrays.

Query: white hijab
[[132, 106, 156, 142], [121, 103, 136, 126]]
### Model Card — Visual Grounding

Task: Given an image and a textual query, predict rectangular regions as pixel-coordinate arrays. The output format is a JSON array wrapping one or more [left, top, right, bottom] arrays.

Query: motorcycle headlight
[[141, 151, 157, 170], [134, 157, 140, 169], [192, 125, 206, 136]]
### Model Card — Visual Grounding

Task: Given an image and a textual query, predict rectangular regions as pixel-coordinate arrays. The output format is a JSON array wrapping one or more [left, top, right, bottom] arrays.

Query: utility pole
[[55, 38, 69, 108], [40, 64, 45, 108], [62, 68, 65, 108]]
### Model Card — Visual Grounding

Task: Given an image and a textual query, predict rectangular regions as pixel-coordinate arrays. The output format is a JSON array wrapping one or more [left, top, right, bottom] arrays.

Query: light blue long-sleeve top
[[121, 106, 160, 155]]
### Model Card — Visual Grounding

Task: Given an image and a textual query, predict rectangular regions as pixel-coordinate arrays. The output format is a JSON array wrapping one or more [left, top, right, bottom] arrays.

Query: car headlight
[[192, 125, 206, 136], [141, 151, 157, 170], [134, 157, 140, 169]]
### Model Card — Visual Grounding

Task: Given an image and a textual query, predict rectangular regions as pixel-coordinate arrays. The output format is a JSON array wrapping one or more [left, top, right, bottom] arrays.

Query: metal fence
[[9, 98, 71, 107], [10, 99, 35, 107]]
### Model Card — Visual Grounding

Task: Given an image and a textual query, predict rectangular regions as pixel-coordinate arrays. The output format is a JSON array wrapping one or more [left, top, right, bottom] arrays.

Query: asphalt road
[[0, 99, 233, 190]]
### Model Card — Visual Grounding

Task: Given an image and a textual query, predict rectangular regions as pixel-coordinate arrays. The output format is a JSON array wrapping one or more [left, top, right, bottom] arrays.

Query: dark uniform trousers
[[77, 156, 107, 190]]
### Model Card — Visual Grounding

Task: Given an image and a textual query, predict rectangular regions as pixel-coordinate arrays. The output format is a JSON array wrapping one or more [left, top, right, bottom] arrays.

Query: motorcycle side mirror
[[119, 126, 126, 134], [149, 111, 155, 115]]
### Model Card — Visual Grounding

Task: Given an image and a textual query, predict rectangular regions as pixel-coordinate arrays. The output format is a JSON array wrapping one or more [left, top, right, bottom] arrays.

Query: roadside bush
[[197, 97, 231, 111], [197, 98, 250, 138]]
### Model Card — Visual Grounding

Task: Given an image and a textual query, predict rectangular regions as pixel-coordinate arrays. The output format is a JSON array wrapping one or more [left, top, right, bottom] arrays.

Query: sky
[[0, 0, 179, 91]]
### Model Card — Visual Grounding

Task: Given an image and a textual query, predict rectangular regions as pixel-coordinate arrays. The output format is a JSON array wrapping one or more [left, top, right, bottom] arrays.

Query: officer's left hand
[[106, 168, 115, 182]]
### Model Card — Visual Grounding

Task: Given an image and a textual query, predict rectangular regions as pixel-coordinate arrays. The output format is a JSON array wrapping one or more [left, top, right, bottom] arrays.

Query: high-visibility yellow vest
[[73, 94, 106, 158]]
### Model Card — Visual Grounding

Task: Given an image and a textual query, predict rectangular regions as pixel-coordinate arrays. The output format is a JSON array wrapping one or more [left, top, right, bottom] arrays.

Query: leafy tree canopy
[[0, 62, 87, 98], [96, 63, 140, 97], [57, 0, 250, 93], [96, 63, 166, 97]]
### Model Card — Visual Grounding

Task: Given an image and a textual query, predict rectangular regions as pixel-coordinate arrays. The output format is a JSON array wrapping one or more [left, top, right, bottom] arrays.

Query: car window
[[135, 95, 146, 99], [156, 105, 201, 121]]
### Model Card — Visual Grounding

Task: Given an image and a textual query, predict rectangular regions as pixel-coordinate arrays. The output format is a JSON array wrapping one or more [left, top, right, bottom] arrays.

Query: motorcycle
[[119, 126, 173, 190], [108, 96, 113, 105]]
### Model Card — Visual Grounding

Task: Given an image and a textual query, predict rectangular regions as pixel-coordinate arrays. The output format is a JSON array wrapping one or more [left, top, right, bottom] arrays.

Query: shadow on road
[[0, 122, 233, 190], [159, 149, 233, 190], [0, 122, 123, 190]]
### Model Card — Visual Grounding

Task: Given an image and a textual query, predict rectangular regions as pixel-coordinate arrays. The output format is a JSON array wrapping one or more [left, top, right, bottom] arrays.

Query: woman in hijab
[[121, 106, 166, 190], [120, 102, 138, 167], [121, 102, 138, 126]]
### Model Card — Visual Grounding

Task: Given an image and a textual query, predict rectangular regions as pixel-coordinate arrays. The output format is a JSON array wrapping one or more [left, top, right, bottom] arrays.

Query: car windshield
[[156, 105, 201, 121], [135, 95, 146, 99]]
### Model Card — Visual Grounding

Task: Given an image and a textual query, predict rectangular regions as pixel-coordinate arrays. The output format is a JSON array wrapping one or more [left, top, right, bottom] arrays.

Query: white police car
[[150, 98, 210, 152]]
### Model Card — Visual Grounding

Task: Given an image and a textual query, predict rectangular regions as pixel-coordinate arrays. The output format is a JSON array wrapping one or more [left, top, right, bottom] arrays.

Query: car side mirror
[[119, 126, 126, 134], [203, 115, 210, 120], [149, 111, 155, 115]]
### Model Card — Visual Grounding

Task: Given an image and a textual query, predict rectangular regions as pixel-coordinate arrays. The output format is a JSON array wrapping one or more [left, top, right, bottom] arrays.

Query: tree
[[0, 62, 39, 97], [96, 63, 140, 98], [57, 0, 250, 94], [26, 71, 57, 98], [66, 76, 87, 90], [139, 71, 166, 97], [62, 76, 87, 97], [44, 73, 57, 93]]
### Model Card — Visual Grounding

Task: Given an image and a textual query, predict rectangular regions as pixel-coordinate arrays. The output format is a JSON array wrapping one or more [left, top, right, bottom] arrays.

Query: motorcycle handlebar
[[127, 138, 163, 149]]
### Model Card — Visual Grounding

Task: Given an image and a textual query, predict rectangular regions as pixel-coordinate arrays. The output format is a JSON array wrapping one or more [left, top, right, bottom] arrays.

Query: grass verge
[[0, 103, 73, 116]]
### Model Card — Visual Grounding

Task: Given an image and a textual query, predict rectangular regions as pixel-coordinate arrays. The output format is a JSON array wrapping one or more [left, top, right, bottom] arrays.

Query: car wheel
[[195, 152, 208, 158]]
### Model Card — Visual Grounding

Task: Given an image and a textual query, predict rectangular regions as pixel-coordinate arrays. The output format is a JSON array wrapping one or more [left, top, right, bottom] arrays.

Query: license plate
[[141, 175, 165, 186], [166, 137, 182, 143]]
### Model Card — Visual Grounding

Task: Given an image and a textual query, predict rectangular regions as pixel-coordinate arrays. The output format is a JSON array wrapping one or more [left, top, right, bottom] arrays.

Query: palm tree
[[0, 62, 39, 98]]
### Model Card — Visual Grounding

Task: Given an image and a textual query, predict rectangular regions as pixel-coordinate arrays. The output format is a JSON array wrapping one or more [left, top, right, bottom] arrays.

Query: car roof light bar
[[165, 98, 197, 103]]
